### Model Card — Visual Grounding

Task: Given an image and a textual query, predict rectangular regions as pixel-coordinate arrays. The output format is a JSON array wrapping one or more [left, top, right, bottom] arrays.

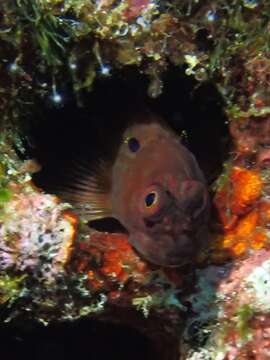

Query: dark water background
[[1, 319, 156, 360]]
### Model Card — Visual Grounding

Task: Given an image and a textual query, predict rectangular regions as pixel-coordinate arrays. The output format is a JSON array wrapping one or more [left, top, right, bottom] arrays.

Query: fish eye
[[145, 191, 158, 207], [128, 137, 140, 152]]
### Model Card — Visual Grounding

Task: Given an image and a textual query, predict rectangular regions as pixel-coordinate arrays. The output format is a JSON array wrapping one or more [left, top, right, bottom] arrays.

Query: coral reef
[[2, 1, 270, 359], [183, 250, 270, 359], [1, 0, 270, 126]]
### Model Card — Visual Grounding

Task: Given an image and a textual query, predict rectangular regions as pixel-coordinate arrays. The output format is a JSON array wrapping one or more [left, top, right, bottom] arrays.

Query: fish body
[[60, 115, 209, 267], [111, 121, 209, 266]]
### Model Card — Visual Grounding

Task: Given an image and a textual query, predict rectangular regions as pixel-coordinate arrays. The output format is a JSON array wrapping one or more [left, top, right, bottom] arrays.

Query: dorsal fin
[[56, 158, 113, 221]]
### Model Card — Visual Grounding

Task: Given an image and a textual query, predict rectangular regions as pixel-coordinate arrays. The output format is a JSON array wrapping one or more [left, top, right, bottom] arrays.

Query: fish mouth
[[140, 249, 193, 267], [144, 253, 192, 267], [129, 232, 200, 267]]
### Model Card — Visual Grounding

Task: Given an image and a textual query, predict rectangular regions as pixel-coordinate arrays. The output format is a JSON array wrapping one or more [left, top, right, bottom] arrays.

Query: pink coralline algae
[[185, 249, 270, 359], [0, 182, 77, 281], [86, 0, 153, 21], [124, 0, 151, 19], [216, 250, 270, 359]]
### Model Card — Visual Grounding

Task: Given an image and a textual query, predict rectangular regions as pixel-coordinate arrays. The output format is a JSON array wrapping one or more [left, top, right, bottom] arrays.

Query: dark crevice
[[89, 217, 127, 233], [0, 319, 157, 360], [26, 65, 230, 232]]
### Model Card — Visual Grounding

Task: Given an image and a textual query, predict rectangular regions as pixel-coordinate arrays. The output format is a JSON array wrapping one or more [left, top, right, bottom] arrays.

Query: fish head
[[127, 179, 209, 266], [112, 120, 209, 267]]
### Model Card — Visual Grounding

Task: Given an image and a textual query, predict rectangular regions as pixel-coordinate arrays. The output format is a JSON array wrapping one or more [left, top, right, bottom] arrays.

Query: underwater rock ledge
[[2, 1, 270, 359]]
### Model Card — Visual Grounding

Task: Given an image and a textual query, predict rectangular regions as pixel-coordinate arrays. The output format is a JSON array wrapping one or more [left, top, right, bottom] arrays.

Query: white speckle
[[245, 259, 270, 311], [206, 10, 217, 22], [9, 62, 19, 73], [184, 54, 199, 76], [130, 24, 139, 36], [51, 91, 63, 104], [137, 16, 150, 29], [69, 63, 77, 70], [100, 64, 111, 76], [243, 0, 259, 9]]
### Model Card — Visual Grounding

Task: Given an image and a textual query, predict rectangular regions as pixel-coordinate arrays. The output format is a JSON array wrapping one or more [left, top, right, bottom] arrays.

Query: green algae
[[235, 304, 254, 342], [0, 0, 270, 130], [0, 274, 26, 305], [0, 188, 12, 204]]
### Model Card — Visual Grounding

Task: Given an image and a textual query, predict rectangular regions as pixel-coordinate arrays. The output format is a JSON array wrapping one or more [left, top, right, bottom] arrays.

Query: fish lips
[[129, 229, 207, 267]]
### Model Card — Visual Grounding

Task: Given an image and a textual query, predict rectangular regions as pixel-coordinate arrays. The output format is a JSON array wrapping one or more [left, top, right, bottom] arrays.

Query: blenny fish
[[60, 114, 209, 267]]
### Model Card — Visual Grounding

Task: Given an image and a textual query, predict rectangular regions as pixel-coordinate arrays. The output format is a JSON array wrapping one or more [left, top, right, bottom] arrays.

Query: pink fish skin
[[111, 120, 209, 266]]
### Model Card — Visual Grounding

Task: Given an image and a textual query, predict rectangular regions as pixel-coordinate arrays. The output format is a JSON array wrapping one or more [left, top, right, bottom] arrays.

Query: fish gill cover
[[1, 0, 270, 359]]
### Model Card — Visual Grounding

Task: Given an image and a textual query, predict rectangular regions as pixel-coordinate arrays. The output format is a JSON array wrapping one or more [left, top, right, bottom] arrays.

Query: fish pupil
[[145, 192, 156, 207], [128, 137, 140, 152]]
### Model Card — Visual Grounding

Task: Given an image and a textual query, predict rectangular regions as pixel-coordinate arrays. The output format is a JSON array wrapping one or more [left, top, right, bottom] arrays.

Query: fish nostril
[[144, 219, 156, 228]]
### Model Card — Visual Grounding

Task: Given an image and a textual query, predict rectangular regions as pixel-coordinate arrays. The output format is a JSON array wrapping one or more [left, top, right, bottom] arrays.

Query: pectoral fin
[[56, 158, 113, 221]]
